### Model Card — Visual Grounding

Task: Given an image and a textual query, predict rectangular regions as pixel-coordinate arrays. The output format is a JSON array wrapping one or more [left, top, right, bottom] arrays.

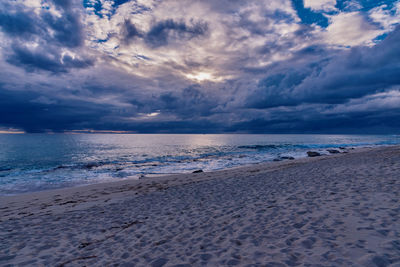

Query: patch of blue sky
[[96, 38, 109, 43], [373, 32, 389, 42], [83, 0, 151, 19], [291, 0, 329, 27], [112, 0, 130, 8], [135, 55, 151, 61], [83, 0, 103, 18]]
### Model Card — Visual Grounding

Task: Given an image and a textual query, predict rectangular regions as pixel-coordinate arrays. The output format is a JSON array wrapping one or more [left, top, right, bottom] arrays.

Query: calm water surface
[[0, 134, 399, 195]]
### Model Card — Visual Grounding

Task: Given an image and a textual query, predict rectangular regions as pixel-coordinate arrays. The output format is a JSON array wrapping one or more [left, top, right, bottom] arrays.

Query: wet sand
[[1, 146, 399, 266]]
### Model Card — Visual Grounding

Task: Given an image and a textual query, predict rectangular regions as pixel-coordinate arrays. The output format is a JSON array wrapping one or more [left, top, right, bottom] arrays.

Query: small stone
[[192, 170, 203, 173], [293, 222, 305, 229], [372, 256, 390, 267], [227, 259, 240, 265], [200, 254, 212, 261]]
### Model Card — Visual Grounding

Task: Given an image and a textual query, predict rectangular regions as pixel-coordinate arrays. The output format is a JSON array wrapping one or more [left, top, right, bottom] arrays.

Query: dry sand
[[0, 146, 399, 266]]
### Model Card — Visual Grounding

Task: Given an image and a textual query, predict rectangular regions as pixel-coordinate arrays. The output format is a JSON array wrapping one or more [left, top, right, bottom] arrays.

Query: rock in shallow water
[[273, 156, 295, 161], [192, 169, 204, 173], [327, 149, 340, 154], [281, 156, 295, 160], [307, 151, 321, 157]]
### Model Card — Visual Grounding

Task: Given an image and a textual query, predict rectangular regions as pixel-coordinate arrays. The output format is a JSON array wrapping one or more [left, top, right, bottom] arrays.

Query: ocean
[[0, 134, 399, 195]]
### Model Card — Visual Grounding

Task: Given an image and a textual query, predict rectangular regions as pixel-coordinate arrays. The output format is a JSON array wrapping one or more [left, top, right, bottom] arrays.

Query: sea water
[[0, 134, 399, 195]]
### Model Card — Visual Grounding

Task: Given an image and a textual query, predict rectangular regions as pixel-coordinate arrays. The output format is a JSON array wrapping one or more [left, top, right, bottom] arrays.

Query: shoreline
[[0, 145, 377, 216], [0, 144, 381, 198], [1, 140, 396, 196], [1, 145, 399, 266]]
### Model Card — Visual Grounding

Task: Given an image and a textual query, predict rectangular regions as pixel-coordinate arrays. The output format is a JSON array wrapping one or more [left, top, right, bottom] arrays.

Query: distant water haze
[[0, 134, 399, 195]]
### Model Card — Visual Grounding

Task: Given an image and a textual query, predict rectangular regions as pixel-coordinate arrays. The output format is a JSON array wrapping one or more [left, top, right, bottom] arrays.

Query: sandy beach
[[1, 145, 399, 266]]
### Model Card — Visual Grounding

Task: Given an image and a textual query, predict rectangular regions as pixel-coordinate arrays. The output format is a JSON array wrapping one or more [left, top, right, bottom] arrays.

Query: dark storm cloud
[[0, 1, 84, 47], [121, 18, 209, 47], [7, 44, 94, 73], [0, 11, 38, 38], [145, 19, 208, 47], [0, 86, 115, 133], [0, 1, 91, 73], [0, 81, 222, 133], [246, 25, 400, 109], [41, 11, 83, 48], [158, 86, 218, 118], [228, 110, 400, 134], [121, 20, 143, 43]]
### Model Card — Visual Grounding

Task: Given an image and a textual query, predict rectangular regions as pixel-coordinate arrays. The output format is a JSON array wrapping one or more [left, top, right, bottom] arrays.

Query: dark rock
[[274, 156, 295, 161], [55, 165, 67, 169], [192, 169, 203, 173], [84, 163, 100, 169], [281, 156, 295, 160], [307, 151, 321, 157], [327, 149, 340, 154], [339, 147, 346, 149], [301, 237, 316, 249]]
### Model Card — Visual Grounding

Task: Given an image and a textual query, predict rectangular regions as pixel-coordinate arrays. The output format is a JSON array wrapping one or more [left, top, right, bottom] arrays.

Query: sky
[[0, 0, 400, 133]]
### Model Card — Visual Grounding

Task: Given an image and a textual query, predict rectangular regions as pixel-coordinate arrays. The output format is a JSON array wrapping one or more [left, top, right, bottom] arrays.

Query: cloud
[[245, 25, 400, 108], [323, 12, 383, 46], [41, 10, 83, 48], [369, 2, 400, 32], [0, 11, 39, 38], [324, 89, 400, 114], [7, 44, 94, 73], [0, 0, 93, 73], [1, 0, 400, 133], [303, 0, 337, 12], [144, 19, 208, 48], [121, 19, 142, 43]]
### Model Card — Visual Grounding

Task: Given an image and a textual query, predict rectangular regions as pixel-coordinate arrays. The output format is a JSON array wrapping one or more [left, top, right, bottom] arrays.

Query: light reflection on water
[[0, 134, 399, 194]]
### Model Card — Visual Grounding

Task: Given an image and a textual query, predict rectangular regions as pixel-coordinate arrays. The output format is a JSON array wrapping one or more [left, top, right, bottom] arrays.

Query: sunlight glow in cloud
[[185, 72, 225, 83]]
